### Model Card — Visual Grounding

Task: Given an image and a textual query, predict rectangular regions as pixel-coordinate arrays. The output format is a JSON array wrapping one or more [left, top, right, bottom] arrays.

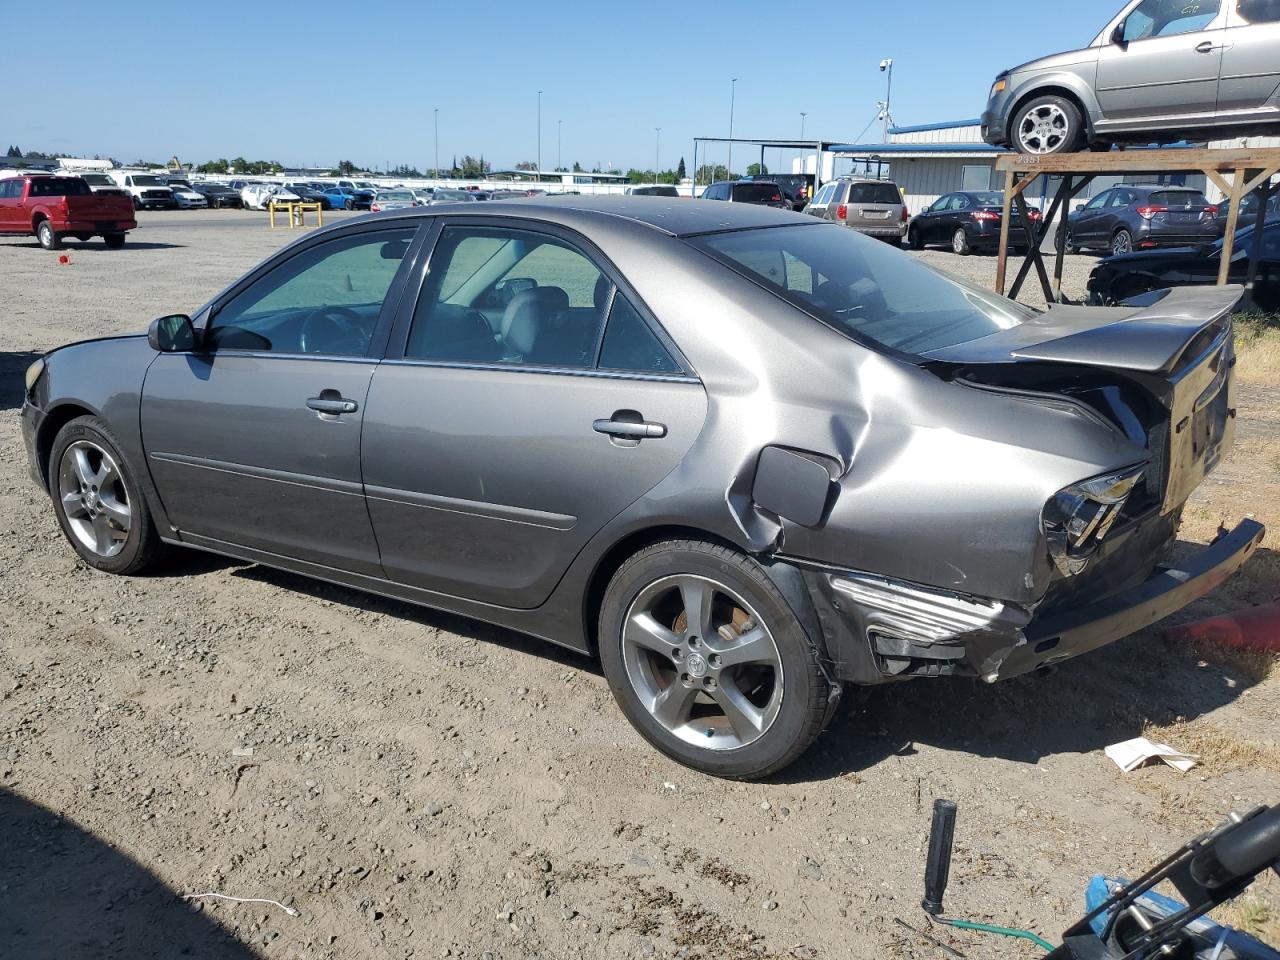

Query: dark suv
[[700, 180, 790, 208], [1068, 184, 1221, 256], [738, 173, 815, 211]]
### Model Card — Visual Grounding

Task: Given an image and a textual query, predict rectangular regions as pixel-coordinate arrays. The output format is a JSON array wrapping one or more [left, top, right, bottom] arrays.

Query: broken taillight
[[1041, 466, 1145, 575]]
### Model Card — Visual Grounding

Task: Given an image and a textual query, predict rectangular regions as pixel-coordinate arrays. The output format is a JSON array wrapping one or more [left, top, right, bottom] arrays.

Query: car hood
[[924, 284, 1243, 374], [1005, 43, 1098, 78], [1097, 244, 1207, 267]]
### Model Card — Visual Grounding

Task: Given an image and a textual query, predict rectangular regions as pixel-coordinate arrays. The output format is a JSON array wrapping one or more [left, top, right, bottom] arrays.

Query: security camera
[[879, 58, 893, 71]]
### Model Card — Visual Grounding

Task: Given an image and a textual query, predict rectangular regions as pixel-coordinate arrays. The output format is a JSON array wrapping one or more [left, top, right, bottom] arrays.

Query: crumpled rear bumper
[[797, 519, 1264, 685]]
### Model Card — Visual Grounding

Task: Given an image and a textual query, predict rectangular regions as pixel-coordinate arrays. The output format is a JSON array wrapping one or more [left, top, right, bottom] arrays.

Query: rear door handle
[[593, 417, 666, 439], [307, 396, 358, 414]]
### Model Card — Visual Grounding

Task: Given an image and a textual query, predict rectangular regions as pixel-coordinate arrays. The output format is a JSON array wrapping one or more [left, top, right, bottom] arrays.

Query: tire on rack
[[1012, 93, 1084, 156], [598, 539, 833, 780], [47, 416, 163, 576], [36, 219, 61, 250]]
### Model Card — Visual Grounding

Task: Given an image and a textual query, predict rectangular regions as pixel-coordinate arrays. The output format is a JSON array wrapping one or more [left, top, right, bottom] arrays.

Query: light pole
[[799, 111, 807, 176], [557, 119, 562, 172], [654, 127, 661, 184], [536, 90, 543, 180], [879, 59, 894, 142], [727, 78, 737, 178], [433, 107, 439, 180]]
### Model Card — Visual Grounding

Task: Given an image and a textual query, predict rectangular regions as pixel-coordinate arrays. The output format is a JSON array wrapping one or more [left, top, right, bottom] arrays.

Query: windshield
[[690, 223, 1035, 356], [380, 191, 414, 200], [132, 175, 165, 186]]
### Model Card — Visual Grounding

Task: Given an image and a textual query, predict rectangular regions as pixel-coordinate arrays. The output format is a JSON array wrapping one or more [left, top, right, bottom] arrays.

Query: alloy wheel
[[621, 574, 784, 750], [1017, 104, 1070, 154], [1112, 231, 1133, 255], [57, 440, 131, 558]]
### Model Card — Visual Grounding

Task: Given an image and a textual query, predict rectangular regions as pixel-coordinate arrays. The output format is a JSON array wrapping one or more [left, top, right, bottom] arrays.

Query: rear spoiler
[[1008, 286, 1243, 375]]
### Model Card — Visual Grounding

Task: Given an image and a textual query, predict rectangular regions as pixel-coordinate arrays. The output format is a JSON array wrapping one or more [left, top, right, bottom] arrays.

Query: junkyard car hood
[[923, 285, 1243, 374]]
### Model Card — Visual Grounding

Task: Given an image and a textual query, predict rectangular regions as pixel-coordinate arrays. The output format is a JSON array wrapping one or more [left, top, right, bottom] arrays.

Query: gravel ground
[[2, 211, 1277, 960]]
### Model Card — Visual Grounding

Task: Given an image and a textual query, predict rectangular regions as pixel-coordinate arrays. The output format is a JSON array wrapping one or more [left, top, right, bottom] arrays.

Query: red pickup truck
[[0, 175, 137, 250]]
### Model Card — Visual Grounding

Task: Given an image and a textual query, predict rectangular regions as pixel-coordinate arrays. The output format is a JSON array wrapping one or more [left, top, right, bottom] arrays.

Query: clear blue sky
[[6, 0, 1125, 172]]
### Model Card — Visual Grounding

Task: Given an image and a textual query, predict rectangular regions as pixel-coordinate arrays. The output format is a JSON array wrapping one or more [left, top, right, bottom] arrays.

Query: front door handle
[[307, 395, 358, 415], [593, 415, 667, 440], [1195, 40, 1224, 53]]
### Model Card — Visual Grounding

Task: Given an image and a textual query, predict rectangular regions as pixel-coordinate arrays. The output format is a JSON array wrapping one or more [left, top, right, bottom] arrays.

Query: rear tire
[[1112, 229, 1134, 256], [1012, 94, 1084, 155], [36, 220, 61, 250], [104, 233, 126, 249], [952, 227, 971, 256], [599, 540, 832, 780], [344, 198, 355, 210], [48, 416, 163, 576]]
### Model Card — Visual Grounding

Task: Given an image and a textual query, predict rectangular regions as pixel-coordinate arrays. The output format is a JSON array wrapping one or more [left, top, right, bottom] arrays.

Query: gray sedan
[[20, 197, 1261, 779]]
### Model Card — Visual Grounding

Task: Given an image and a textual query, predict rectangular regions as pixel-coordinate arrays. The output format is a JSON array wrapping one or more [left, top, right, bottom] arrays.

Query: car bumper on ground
[[796, 518, 1264, 686]]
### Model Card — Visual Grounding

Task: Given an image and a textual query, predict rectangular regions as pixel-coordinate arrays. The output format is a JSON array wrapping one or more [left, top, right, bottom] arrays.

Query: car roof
[[387, 194, 805, 237]]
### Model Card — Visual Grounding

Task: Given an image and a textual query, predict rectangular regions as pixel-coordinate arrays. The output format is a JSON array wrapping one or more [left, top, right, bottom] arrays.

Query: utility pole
[[727, 78, 737, 178], [433, 107, 439, 180], [536, 90, 543, 180], [557, 119, 562, 171], [879, 59, 894, 142], [654, 127, 661, 184]]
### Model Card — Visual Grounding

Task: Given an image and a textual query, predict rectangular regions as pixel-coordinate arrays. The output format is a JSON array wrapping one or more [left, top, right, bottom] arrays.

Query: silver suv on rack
[[982, 0, 1280, 155]]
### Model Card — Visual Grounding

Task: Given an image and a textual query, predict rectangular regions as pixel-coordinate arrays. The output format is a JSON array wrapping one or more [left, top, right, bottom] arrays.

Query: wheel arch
[[35, 401, 100, 489], [581, 524, 747, 657], [1009, 84, 1095, 142]]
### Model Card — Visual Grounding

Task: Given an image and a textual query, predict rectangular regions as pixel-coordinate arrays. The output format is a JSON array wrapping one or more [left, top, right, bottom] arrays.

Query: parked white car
[[241, 184, 302, 211], [165, 180, 208, 209]]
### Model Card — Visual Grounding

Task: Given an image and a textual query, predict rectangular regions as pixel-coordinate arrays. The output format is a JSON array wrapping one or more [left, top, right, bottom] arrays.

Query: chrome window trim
[[378, 357, 698, 384]]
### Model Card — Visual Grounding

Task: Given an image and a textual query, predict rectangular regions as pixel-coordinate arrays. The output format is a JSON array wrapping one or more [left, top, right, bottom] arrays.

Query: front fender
[[1007, 68, 1103, 127]]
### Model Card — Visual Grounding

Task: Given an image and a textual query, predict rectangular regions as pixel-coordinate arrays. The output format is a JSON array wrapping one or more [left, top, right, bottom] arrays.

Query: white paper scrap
[[1105, 736, 1199, 773]]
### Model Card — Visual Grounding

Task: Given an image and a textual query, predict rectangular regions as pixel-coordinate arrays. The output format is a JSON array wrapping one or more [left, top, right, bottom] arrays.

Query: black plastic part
[[1192, 806, 1280, 887], [751, 446, 836, 529], [922, 799, 958, 916]]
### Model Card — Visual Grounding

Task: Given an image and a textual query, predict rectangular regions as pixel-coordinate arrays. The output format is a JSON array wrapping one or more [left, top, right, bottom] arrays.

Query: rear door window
[[598, 294, 681, 374], [1238, 0, 1280, 20]]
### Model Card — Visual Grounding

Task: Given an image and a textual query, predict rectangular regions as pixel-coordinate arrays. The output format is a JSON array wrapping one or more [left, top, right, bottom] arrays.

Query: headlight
[[990, 78, 1008, 97], [24, 357, 46, 396], [1041, 465, 1144, 575]]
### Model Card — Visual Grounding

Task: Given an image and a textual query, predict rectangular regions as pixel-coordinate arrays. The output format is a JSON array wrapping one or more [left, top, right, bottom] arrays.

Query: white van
[[108, 172, 176, 210]]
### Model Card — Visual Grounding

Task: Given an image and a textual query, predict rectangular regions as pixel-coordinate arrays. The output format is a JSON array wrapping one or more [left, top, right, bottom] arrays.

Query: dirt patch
[[2, 213, 1278, 959]]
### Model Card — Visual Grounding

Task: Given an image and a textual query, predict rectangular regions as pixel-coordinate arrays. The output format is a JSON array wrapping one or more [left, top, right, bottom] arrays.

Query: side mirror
[[148, 313, 196, 352], [1112, 20, 1128, 45]]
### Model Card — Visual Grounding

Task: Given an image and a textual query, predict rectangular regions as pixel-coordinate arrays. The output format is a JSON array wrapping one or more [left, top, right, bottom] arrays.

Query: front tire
[[599, 540, 832, 780], [907, 224, 923, 250], [1013, 94, 1084, 155], [344, 198, 355, 210], [36, 220, 61, 250], [48, 416, 162, 575], [951, 227, 971, 256]]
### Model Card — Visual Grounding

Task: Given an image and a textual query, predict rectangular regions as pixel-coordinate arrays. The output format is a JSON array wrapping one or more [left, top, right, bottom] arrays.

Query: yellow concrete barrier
[[268, 201, 325, 229]]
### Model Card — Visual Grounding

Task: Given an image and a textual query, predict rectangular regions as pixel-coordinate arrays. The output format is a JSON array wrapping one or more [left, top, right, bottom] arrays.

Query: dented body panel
[[20, 198, 1260, 686]]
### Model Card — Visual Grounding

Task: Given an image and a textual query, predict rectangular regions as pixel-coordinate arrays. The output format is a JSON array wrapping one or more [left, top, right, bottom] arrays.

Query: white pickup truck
[[108, 172, 176, 210]]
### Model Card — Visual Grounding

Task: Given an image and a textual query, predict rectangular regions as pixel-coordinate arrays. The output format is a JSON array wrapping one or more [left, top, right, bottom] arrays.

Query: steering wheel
[[299, 305, 366, 355]]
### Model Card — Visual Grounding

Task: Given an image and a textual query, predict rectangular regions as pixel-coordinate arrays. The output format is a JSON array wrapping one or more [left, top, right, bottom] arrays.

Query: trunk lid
[[925, 285, 1243, 512], [63, 193, 135, 220]]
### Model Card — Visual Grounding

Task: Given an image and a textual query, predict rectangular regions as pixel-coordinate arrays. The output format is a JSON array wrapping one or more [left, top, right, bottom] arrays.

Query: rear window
[[29, 178, 91, 197], [967, 192, 1004, 207], [731, 183, 782, 203], [690, 223, 1034, 357], [1150, 190, 1209, 208], [845, 182, 902, 205]]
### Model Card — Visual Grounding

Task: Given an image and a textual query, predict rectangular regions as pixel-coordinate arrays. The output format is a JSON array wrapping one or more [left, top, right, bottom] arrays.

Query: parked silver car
[[982, 0, 1280, 154], [20, 198, 1261, 779], [805, 178, 907, 243]]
